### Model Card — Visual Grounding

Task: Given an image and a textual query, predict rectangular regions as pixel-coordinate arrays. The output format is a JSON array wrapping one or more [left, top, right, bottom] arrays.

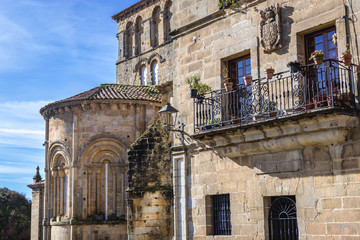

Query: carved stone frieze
[[260, 3, 282, 53]]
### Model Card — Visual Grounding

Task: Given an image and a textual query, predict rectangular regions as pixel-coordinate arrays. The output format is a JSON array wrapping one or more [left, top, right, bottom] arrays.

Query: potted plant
[[223, 78, 233, 92], [243, 76, 253, 86], [341, 44, 352, 66], [287, 61, 302, 73], [310, 50, 324, 65], [263, 99, 278, 117], [204, 118, 221, 130], [264, 66, 275, 80], [185, 76, 212, 98]]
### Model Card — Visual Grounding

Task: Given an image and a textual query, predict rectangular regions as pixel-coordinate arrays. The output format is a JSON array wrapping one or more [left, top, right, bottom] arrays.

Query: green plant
[[264, 66, 273, 70], [309, 50, 324, 60], [262, 99, 277, 112], [343, 43, 351, 55], [206, 118, 221, 125], [185, 76, 212, 95], [286, 60, 300, 67], [217, 0, 223, 8]]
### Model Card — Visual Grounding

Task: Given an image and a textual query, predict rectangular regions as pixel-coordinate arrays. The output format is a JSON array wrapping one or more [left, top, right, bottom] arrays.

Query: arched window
[[163, 1, 172, 42], [135, 16, 143, 55], [141, 65, 148, 85], [51, 155, 69, 218], [151, 60, 159, 85], [151, 7, 161, 47], [124, 22, 133, 58], [268, 196, 298, 240]]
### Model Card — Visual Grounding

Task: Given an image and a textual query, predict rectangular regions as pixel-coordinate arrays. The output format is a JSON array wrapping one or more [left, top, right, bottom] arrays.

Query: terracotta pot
[[306, 100, 315, 110], [264, 68, 275, 79], [314, 57, 323, 65], [342, 53, 352, 66], [312, 95, 327, 108], [269, 111, 277, 118], [224, 81, 233, 92], [243, 76, 253, 86]]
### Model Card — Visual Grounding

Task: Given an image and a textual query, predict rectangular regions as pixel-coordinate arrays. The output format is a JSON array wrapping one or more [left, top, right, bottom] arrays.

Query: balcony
[[193, 60, 358, 135]]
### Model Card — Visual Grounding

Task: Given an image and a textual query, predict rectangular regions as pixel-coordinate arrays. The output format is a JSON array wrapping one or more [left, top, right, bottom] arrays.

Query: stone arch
[[48, 141, 71, 169], [151, 6, 161, 47], [124, 21, 133, 58], [134, 16, 143, 55], [134, 58, 149, 85], [163, 0, 172, 42], [150, 59, 159, 85], [78, 136, 128, 219], [78, 136, 128, 166], [47, 141, 72, 219]]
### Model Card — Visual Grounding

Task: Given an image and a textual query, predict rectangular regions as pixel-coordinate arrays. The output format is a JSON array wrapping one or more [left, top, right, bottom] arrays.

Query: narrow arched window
[[135, 17, 143, 55], [141, 65, 148, 85], [163, 1, 172, 42], [124, 22, 133, 58], [151, 7, 160, 47], [151, 60, 159, 85]]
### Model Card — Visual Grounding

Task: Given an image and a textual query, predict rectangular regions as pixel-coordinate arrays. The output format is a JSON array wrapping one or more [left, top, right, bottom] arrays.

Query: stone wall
[[28, 182, 44, 240], [127, 121, 173, 240], [41, 99, 161, 239], [186, 112, 360, 239], [114, 0, 175, 86]]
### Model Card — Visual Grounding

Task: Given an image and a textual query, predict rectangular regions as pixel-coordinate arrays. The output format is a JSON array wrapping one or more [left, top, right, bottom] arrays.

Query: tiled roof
[[41, 84, 161, 113]]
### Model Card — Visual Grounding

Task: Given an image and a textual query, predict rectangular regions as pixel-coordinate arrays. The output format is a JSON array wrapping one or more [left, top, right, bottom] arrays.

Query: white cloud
[[0, 165, 35, 174], [0, 100, 49, 148]]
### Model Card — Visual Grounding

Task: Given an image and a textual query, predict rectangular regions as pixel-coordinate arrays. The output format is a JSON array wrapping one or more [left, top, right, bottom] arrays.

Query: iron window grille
[[212, 194, 231, 235], [268, 196, 298, 240]]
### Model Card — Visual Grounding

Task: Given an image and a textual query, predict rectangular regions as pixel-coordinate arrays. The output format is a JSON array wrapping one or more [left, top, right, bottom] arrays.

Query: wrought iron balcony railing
[[194, 60, 358, 133]]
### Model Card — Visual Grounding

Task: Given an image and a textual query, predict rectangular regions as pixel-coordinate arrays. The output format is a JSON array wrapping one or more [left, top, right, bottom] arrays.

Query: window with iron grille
[[268, 196, 298, 240], [212, 194, 231, 235]]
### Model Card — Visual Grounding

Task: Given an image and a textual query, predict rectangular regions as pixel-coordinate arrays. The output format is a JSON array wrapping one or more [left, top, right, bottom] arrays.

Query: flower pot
[[243, 76, 253, 86], [314, 57, 323, 65], [306, 100, 315, 110], [342, 53, 352, 66], [224, 81, 233, 92], [288, 62, 301, 73], [190, 89, 198, 98], [312, 96, 327, 108], [269, 111, 278, 118], [264, 68, 275, 79]]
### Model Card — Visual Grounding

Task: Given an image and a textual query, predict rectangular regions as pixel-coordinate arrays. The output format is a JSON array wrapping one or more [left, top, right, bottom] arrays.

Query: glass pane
[[237, 60, 243, 68], [245, 57, 250, 65], [238, 77, 244, 85], [245, 66, 251, 75], [315, 43, 324, 51], [328, 40, 336, 50], [327, 30, 335, 40], [238, 68, 243, 77], [329, 49, 337, 59], [315, 34, 323, 44]]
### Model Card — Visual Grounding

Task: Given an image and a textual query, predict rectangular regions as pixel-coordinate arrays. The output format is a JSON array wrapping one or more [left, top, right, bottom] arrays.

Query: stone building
[[29, 0, 360, 239]]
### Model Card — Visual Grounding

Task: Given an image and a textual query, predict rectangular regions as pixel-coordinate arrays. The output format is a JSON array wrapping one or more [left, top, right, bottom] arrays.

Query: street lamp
[[158, 103, 185, 144]]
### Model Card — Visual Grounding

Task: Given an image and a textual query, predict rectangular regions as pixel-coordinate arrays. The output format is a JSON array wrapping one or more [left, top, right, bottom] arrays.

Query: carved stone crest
[[260, 4, 282, 53]]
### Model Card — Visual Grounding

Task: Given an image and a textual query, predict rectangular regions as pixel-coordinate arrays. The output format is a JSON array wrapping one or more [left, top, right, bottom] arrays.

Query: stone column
[[28, 167, 44, 240], [59, 168, 65, 216], [52, 170, 57, 217]]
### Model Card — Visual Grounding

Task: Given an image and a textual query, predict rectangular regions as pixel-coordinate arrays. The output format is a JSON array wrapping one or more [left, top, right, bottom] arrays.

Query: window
[[125, 22, 133, 58], [305, 27, 337, 65], [135, 17, 143, 55], [268, 196, 298, 240], [212, 194, 231, 235], [228, 55, 251, 85], [163, 1, 172, 42], [305, 27, 338, 101], [151, 7, 160, 47], [141, 65, 147, 85], [151, 60, 159, 85]]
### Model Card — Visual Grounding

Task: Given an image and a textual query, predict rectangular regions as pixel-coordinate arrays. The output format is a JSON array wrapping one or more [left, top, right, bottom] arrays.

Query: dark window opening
[[228, 55, 251, 85], [268, 196, 298, 240], [212, 194, 231, 235]]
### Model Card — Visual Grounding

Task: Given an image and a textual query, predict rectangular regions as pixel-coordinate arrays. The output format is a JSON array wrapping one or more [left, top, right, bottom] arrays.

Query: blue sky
[[0, 0, 139, 199]]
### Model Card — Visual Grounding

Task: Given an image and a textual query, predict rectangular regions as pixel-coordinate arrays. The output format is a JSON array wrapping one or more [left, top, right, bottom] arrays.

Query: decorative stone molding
[[260, 3, 282, 53]]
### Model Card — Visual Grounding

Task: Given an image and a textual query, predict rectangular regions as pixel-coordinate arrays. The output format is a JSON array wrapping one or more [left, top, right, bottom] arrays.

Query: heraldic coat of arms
[[260, 3, 282, 53]]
